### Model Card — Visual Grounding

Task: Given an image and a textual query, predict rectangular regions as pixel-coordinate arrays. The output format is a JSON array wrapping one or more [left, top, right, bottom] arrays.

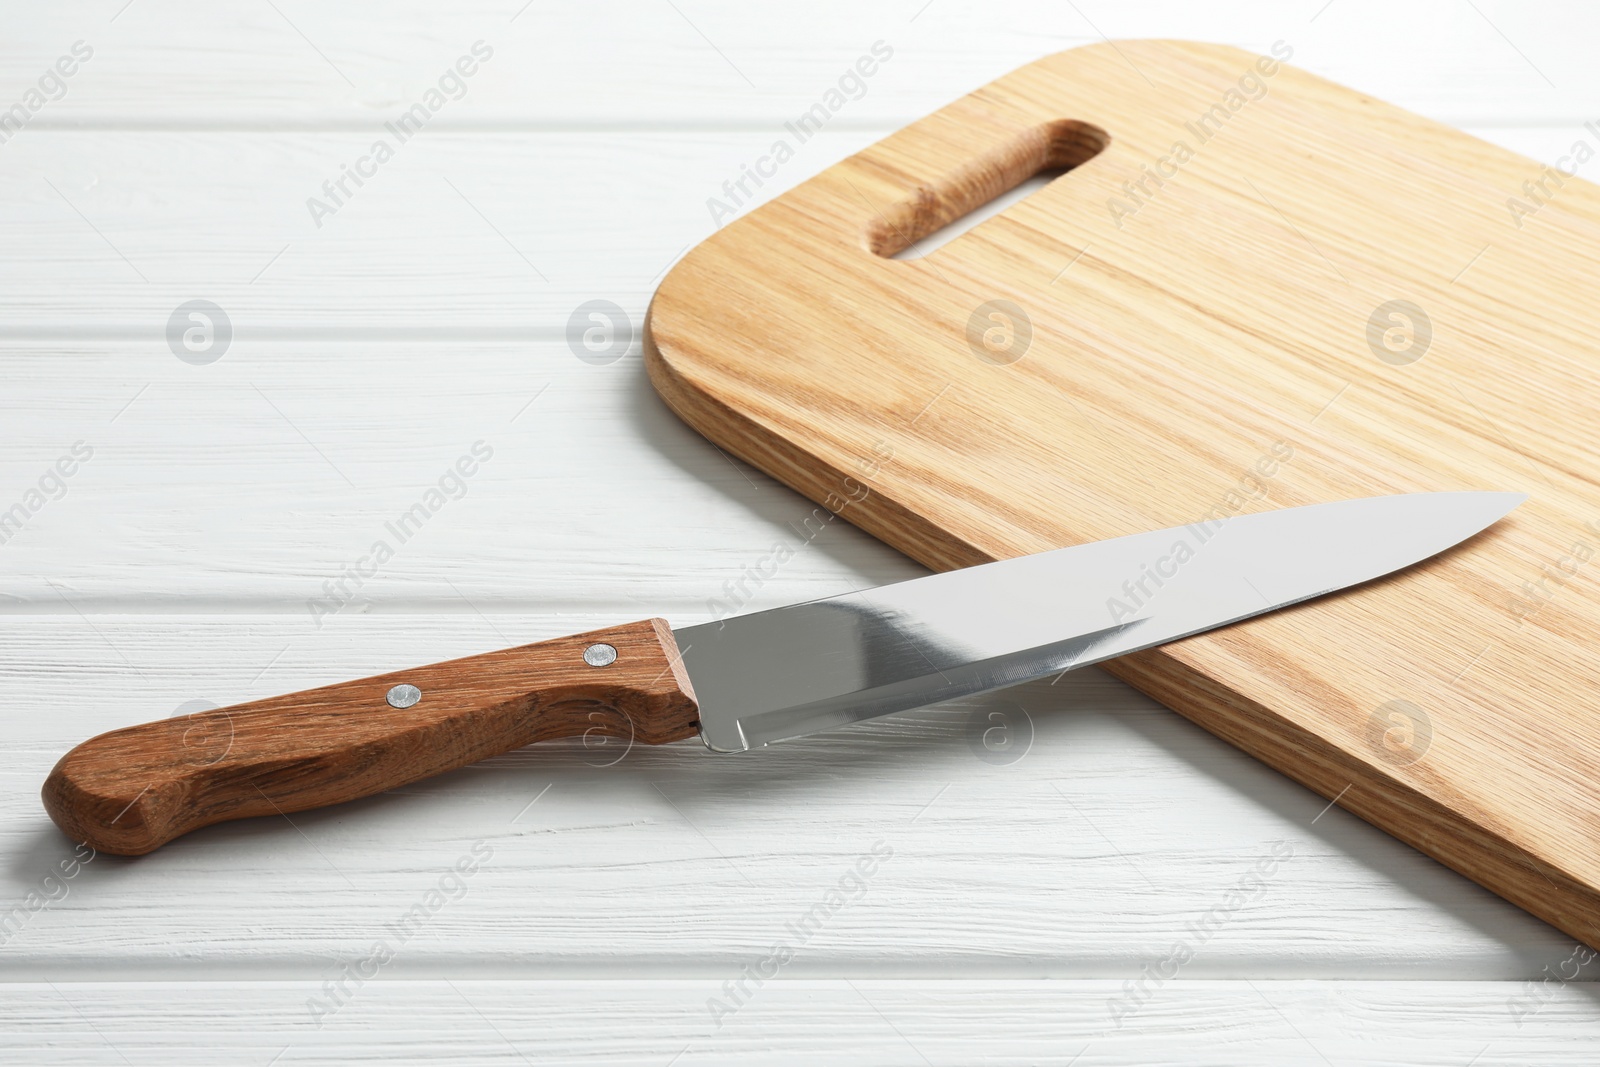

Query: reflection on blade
[[693, 612, 1140, 751], [677, 492, 1523, 752]]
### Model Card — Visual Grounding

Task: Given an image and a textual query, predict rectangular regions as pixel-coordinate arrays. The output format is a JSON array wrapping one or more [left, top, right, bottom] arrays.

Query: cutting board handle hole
[[868, 120, 1108, 260]]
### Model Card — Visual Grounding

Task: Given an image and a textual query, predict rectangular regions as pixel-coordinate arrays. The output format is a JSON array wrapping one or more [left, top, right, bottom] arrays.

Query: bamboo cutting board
[[645, 40, 1600, 945]]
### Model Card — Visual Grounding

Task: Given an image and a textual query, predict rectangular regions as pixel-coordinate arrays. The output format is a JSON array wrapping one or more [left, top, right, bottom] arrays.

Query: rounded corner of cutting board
[[643, 215, 825, 477], [641, 258, 735, 447]]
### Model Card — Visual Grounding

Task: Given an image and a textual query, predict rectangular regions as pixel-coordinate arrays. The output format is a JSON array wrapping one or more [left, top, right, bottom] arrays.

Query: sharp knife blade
[[677, 492, 1524, 752]]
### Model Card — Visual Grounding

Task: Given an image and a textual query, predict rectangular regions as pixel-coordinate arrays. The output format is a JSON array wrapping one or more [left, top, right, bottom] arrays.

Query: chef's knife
[[43, 491, 1521, 854]]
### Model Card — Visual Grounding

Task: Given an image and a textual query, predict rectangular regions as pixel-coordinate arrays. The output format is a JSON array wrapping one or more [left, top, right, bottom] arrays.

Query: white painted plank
[[0, 124, 1589, 334], [2, 980, 1598, 1065], [1, 0, 1592, 125], [0, 130, 861, 332], [0, 615, 1572, 979], [0, 338, 923, 610]]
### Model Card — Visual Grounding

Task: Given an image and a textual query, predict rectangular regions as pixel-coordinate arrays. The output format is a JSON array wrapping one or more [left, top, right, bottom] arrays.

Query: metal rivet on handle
[[386, 684, 422, 709], [583, 643, 618, 667]]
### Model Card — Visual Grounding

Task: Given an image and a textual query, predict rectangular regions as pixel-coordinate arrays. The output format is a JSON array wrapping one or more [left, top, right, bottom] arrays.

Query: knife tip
[[1450, 489, 1527, 531], [1488, 489, 1529, 512]]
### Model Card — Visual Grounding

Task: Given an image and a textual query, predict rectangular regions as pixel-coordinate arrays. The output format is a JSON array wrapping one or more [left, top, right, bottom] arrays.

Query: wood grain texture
[[646, 41, 1600, 947], [42, 619, 697, 854]]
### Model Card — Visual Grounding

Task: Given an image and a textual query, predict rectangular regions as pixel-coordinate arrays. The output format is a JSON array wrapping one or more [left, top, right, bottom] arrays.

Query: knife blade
[[683, 490, 1524, 752], [43, 491, 1520, 854]]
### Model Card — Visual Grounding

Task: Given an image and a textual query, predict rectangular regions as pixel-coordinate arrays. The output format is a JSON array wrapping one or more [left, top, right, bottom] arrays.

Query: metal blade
[[677, 492, 1523, 752]]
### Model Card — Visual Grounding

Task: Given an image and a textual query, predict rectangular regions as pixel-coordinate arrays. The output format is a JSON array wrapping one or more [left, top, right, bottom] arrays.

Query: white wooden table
[[4, 2, 1598, 1062]]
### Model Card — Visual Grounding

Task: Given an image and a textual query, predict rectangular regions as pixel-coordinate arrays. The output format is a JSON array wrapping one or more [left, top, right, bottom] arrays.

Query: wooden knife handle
[[42, 619, 700, 856]]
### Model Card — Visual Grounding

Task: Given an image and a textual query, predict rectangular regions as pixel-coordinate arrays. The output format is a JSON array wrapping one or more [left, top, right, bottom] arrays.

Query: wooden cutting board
[[645, 40, 1600, 946]]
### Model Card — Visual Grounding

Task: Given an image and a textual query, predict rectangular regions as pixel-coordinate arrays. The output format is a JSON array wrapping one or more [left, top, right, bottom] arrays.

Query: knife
[[43, 491, 1521, 854]]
